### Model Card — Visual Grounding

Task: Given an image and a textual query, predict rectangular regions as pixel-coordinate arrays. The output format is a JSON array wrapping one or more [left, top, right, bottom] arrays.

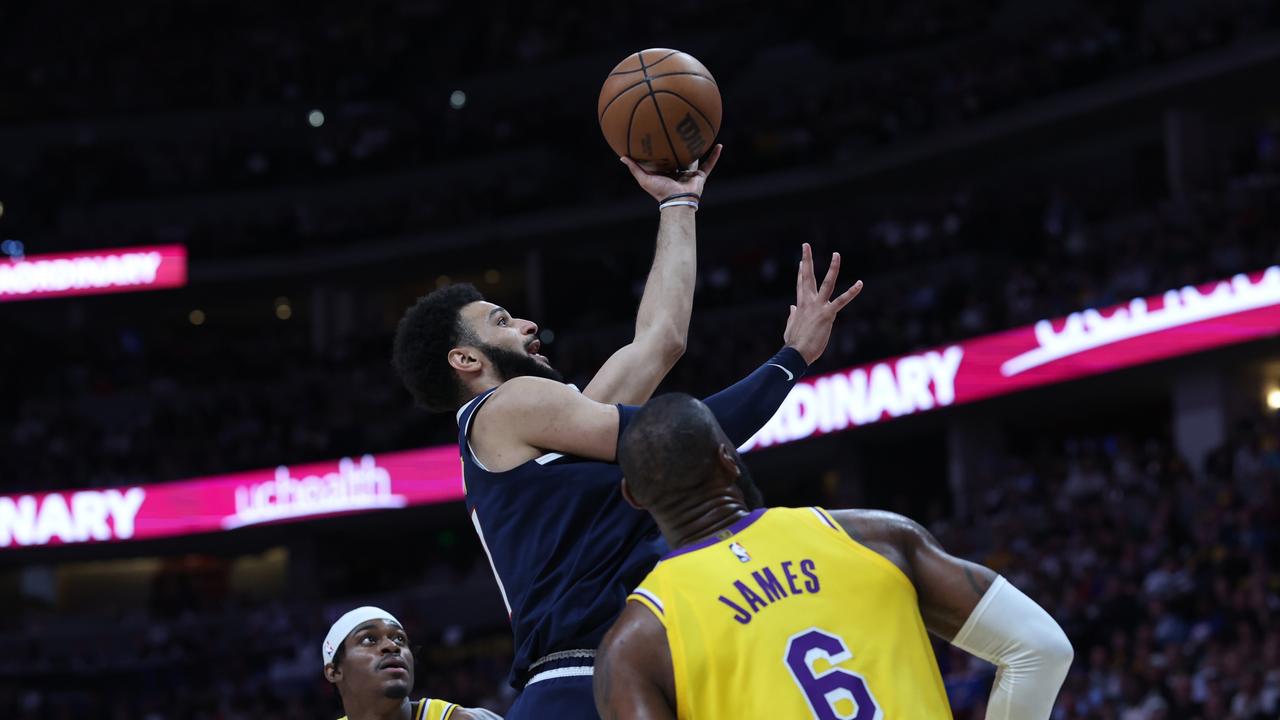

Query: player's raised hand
[[620, 144, 722, 203], [783, 243, 863, 365]]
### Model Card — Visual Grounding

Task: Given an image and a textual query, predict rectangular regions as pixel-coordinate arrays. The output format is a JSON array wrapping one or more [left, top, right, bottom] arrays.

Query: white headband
[[322, 606, 402, 667]]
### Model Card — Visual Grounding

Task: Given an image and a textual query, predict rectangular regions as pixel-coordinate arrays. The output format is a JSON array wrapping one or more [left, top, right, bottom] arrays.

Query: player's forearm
[[951, 576, 1074, 720], [632, 206, 697, 357], [701, 346, 807, 447]]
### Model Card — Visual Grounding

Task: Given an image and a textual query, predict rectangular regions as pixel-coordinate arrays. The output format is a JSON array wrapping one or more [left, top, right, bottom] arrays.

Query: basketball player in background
[[596, 394, 1074, 720], [393, 145, 864, 718], [322, 606, 502, 720]]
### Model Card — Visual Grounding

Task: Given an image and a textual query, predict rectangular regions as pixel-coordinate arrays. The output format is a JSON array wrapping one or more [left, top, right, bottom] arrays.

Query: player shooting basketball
[[594, 393, 1074, 719], [392, 138, 863, 716], [322, 606, 502, 720]]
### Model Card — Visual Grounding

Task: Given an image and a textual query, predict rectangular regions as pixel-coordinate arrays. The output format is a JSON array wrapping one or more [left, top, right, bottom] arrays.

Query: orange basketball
[[597, 49, 722, 175]]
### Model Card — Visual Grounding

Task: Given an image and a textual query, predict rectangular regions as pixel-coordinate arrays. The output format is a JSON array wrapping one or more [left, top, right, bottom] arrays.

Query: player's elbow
[[641, 324, 687, 366], [662, 335, 687, 365], [1018, 621, 1073, 680], [1039, 626, 1074, 676]]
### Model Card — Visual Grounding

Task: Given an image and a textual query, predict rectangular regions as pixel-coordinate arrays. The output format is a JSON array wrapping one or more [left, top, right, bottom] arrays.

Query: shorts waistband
[[525, 649, 595, 686]]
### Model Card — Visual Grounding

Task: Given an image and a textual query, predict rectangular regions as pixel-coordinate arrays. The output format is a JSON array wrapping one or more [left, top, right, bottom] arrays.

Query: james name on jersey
[[716, 554, 821, 625]]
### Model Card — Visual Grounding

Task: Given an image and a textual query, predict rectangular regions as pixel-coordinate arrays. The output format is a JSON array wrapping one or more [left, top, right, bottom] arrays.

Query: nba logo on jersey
[[729, 542, 751, 563]]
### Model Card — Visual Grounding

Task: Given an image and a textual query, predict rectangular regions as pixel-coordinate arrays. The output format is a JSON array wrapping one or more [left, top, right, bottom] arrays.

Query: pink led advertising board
[[743, 265, 1280, 449], [5, 266, 1278, 549], [0, 244, 187, 301], [0, 448, 465, 550]]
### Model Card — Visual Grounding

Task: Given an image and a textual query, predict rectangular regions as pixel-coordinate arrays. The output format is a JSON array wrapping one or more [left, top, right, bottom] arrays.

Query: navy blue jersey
[[456, 386, 665, 688]]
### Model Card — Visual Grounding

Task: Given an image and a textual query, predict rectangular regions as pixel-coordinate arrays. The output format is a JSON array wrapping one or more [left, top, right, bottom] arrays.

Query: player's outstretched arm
[[830, 510, 1073, 720], [700, 243, 863, 445], [476, 245, 863, 466], [584, 145, 722, 406], [594, 602, 677, 720]]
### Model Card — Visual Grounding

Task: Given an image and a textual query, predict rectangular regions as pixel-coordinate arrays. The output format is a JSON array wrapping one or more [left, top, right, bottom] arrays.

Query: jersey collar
[[662, 508, 766, 561]]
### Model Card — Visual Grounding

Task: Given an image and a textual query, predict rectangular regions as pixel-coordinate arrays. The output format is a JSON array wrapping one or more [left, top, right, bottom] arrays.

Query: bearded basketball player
[[393, 146, 863, 718]]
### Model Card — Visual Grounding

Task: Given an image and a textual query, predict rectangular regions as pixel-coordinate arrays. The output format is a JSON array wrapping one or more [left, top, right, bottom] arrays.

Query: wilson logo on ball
[[676, 113, 707, 156]]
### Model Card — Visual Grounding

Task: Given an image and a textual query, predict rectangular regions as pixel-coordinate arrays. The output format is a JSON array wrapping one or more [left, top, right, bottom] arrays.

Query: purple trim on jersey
[[632, 588, 664, 615], [662, 508, 766, 561], [811, 506, 840, 531]]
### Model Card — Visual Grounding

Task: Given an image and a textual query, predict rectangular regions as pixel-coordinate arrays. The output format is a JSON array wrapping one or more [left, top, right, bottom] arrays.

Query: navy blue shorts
[[506, 674, 596, 720]]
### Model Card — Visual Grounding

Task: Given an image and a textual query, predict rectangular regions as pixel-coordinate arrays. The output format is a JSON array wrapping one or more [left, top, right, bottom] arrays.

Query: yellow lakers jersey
[[628, 507, 951, 719], [338, 697, 456, 720]]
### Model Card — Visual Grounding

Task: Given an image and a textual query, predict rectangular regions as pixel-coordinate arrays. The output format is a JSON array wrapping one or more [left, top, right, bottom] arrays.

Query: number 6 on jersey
[[784, 628, 883, 720]]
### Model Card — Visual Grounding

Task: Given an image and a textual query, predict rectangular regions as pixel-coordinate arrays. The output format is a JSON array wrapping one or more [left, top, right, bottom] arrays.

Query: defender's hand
[[783, 243, 863, 365], [621, 144, 723, 202]]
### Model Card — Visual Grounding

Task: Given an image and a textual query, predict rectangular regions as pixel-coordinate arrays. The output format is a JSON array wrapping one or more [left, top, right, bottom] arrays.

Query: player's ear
[[448, 346, 483, 375], [717, 444, 741, 481], [324, 662, 341, 684], [620, 477, 643, 509]]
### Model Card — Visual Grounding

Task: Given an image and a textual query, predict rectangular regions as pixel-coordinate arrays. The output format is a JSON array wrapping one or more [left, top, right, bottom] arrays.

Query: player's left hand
[[621, 144, 722, 202], [783, 243, 863, 365]]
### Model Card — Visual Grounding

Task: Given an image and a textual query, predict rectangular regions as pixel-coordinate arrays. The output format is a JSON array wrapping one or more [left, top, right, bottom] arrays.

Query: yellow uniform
[[628, 507, 952, 719], [339, 697, 456, 720]]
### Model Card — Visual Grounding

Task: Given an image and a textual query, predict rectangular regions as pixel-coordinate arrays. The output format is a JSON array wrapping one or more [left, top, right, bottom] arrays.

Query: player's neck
[[464, 373, 503, 400], [658, 493, 752, 550], [344, 696, 415, 720]]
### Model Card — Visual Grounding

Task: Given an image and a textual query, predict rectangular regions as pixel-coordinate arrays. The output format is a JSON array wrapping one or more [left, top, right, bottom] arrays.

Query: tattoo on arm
[[964, 566, 992, 597]]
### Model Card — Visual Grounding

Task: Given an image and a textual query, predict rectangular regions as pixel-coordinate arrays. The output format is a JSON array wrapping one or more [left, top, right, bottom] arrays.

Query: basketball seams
[[639, 50, 685, 170], [624, 91, 646, 159], [598, 74, 715, 122], [644, 50, 686, 73], [650, 94, 684, 168], [608, 50, 679, 75], [598, 80, 646, 122], [650, 89, 719, 134], [647, 71, 715, 82]]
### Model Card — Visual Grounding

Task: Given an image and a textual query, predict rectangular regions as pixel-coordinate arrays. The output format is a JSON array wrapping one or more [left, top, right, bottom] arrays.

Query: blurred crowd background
[[2, 0, 1279, 718]]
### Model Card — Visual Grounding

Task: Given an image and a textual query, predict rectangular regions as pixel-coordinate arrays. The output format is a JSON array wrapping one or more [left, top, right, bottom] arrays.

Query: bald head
[[618, 394, 761, 510]]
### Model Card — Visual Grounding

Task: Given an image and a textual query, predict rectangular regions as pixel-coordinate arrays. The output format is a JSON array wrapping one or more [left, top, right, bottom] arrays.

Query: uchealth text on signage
[[224, 455, 407, 529]]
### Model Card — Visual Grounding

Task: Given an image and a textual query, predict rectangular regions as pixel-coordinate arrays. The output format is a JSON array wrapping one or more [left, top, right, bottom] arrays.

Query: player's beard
[[383, 683, 409, 700], [734, 457, 765, 509], [480, 342, 566, 384]]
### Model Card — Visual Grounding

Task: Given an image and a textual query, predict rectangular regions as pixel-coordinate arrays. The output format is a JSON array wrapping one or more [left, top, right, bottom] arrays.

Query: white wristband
[[658, 200, 699, 211]]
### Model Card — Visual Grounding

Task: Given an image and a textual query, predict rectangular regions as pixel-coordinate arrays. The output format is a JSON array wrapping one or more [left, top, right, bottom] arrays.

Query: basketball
[[598, 49, 722, 174]]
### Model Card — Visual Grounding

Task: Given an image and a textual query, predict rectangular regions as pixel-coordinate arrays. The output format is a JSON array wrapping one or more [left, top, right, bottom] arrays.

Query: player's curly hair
[[392, 283, 484, 412]]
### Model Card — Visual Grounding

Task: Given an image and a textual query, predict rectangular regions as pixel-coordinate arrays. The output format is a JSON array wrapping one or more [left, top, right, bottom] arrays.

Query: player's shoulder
[[485, 376, 578, 411], [450, 709, 503, 720], [469, 377, 565, 428], [607, 595, 668, 653], [337, 698, 495, 720], [421, 697, 502, 720], [825, 508, 923, 544], [823, 507, 933, 583]]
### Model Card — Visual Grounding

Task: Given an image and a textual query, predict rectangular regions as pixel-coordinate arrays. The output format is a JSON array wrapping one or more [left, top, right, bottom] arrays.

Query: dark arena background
[[3, 1, 1280, 718]]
